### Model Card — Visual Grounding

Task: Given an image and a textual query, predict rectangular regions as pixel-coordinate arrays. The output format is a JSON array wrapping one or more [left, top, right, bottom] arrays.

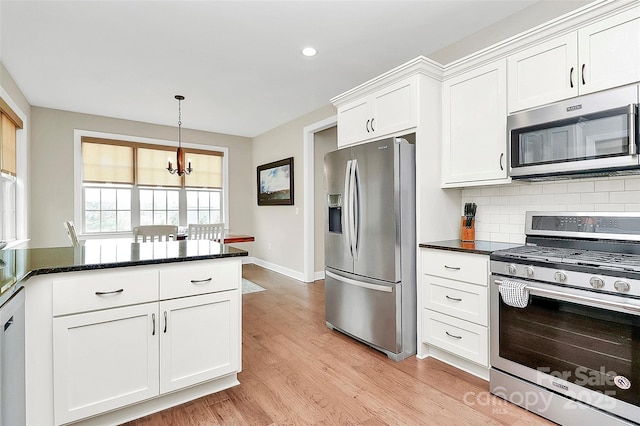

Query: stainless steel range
[[490, 212, 640, 426]]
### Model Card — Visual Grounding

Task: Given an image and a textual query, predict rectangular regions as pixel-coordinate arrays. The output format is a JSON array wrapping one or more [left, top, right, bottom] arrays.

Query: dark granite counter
[[0, 239, 247, 308], [419, 239, 521, 256]]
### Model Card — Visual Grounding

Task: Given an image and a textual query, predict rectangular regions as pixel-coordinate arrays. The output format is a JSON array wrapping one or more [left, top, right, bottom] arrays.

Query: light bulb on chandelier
[[167, 95, 193, 176]]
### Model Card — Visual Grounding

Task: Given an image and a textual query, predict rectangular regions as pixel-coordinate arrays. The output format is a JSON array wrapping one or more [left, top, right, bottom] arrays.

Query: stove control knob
[[506, 264, 517, 275], [589, 277, 604, 289], [524, 266, 534, 278], [554, 271, 567, 282], [614, 280, 630, 293]]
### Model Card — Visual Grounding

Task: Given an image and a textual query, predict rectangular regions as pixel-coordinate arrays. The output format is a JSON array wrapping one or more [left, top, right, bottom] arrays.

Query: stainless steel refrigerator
[[324, 136, 415, 361]]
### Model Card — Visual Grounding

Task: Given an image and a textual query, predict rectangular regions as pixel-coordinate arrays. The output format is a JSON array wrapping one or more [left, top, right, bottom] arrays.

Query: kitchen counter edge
[[0, 240, 248, 308], [419, 239, 521, 256]]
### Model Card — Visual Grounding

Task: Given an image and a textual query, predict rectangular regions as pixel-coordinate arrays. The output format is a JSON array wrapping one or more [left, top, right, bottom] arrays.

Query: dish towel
[[498, 280, 530, 308]]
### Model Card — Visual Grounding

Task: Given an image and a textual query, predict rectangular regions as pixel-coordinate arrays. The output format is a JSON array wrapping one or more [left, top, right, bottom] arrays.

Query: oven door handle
[[494, 279, 640, 313]]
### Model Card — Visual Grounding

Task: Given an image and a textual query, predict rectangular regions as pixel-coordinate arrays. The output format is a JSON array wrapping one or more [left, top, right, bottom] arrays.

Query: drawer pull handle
[[190, 278, 213, 284], [95, 289, 124, 296], [164, 311, 168, 333], [152, 313, 156, 336], [446, 331, 462, 340], [444, 265, 460, 271], [445, 295, 462, 302]]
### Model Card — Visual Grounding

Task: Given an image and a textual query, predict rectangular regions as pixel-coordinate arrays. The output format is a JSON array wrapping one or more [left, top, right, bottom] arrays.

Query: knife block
[[460, 216, 475, 242]]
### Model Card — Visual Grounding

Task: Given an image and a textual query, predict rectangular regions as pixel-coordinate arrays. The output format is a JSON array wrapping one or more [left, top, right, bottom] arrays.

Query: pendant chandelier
[[167, 95, 193, 176]]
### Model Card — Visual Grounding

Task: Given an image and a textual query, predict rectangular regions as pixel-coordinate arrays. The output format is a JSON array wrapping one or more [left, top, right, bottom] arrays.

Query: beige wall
[[251, 104, 336, 276], [30, 107, 253, 248], [428, 0, 592, 65], [313, 126, 337, 273]]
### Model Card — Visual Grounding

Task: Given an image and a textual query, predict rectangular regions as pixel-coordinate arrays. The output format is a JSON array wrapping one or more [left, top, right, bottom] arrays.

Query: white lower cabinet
[[159, 291, 239, 394], [53, 303, 159, 425], [419, 248, 489, 378], [41, 259, 242, 425]]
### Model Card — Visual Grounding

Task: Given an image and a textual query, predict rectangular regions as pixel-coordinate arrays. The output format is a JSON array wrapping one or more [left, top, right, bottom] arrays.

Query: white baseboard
[[250, 258, 307, 283], [244, 258, 326, 283]]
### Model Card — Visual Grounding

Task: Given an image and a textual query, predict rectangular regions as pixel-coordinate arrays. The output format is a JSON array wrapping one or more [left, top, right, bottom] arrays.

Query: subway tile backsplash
[[461, 175, 640, 245]]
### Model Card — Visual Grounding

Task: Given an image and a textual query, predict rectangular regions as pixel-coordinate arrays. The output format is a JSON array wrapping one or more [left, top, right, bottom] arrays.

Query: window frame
[[0, 89, 28, 245], [74, 130, 229, 238]]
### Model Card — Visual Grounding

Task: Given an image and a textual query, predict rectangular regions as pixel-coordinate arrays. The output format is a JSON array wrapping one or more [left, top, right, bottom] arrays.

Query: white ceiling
[[2, 0, 567, 138]]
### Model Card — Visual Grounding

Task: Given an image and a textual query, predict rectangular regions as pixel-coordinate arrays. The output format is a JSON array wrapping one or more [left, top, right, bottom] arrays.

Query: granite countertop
[[0, 239, 248, 308], [419, 239, 522, 255]]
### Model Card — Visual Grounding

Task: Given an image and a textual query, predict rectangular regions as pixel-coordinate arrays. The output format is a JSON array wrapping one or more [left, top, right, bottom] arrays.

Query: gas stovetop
[[492, 245, 640, 273], [490, 212, 640, 298]]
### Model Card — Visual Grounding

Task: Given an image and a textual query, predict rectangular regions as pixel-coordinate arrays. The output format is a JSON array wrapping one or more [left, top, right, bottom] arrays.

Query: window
[[187, 189, 222, 224], [0, 98, 23, 241], [81, 137, 224, 234]]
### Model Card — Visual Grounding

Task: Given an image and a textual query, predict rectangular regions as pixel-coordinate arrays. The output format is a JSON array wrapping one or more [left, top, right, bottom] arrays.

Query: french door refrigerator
[[324, 136, 416, 361]]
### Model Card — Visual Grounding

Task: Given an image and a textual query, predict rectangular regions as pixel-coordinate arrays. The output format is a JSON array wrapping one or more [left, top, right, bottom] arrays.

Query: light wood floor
[[125, 264, 553, 425]]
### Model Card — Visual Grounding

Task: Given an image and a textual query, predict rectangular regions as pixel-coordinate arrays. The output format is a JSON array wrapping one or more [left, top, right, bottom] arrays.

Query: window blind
[[0, 114, 16, 175], [184, 151, 223, 188], [81, 137, 224, 188], [137, 147, 182, 187], [82, 141, 134, 184]]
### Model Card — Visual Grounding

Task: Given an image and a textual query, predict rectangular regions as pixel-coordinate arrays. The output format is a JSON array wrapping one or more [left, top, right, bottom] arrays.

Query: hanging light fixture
[[167, 94, 193, 176]]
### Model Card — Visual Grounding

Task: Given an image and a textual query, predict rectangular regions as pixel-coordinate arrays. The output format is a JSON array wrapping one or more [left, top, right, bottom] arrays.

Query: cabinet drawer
[[422, 309, 488, 366], [422, 249, 488, 285], [52, 269, 159, 316], [159, 260, 239, 299], [422, 276, 488, 326]]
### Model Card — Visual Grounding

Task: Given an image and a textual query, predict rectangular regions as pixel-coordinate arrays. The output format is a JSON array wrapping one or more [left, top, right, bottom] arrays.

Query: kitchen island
[[4, 239, 247, 426]]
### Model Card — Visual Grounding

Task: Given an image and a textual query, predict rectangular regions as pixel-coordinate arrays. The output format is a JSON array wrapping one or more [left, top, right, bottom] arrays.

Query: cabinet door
[[337, 98, 371, 147], [337, 77, 417, 147], [159, 290, 240, 394], [53, 303, 159, 425], [370, 77, 417, 139], [442, 60, 508, 186], [507, 34, 578, 112], [578, 7, 640, 95]]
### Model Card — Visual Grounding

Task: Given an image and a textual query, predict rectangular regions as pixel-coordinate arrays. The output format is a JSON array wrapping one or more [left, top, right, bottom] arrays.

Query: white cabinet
[[508, 6, 640, 112], [52, 303, 159, 425], [159, 291, 239, 393], [419, 249, 489, 377], [336, 76, 417, 147], [47, 260, 241, 425], [442, 60, 509, 187]]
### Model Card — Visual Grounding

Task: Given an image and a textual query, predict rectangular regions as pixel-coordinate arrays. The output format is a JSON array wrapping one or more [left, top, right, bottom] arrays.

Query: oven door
[[490, 275, 640, 422]]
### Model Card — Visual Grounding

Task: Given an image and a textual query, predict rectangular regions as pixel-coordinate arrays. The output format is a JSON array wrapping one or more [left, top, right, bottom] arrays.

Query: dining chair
[[133, 225, 178, 242], [63, 220, 80, 247], [187, 223, 225, 242]]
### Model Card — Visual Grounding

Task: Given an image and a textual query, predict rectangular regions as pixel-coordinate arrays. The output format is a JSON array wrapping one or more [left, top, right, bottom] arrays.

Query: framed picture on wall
[[257, 157, 294, 206]]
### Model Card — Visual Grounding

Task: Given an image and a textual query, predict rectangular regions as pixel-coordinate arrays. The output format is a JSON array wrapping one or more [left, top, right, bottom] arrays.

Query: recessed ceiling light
[[301, 47, 317, 57]]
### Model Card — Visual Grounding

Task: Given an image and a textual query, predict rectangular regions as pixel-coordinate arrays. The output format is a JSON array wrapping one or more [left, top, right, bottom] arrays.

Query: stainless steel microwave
[[508, 84, 639, 180]]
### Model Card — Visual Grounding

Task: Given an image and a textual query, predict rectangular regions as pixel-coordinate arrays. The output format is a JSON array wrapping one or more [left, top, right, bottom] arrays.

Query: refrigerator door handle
[[326, 271, 393, 293], [348, 159, 358, 259], [352, 159, 361, 260], [344, 160, 353, 258]]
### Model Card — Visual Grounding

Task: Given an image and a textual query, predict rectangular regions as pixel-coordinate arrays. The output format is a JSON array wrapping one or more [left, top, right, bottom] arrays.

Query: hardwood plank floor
[[125, 264, 553, 425]]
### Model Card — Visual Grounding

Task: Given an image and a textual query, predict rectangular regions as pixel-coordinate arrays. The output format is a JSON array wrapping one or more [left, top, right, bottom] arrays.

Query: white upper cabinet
[[507, 34, 579, 112], [442, 60, 509, 187], [336, 76, 418, 147], [578, 7, 640, 95], [508, 6, 640, 113]]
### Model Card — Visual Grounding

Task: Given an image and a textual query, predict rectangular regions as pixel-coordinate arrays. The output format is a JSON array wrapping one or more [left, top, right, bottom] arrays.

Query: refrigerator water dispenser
[[327, 194, 342, 233]]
